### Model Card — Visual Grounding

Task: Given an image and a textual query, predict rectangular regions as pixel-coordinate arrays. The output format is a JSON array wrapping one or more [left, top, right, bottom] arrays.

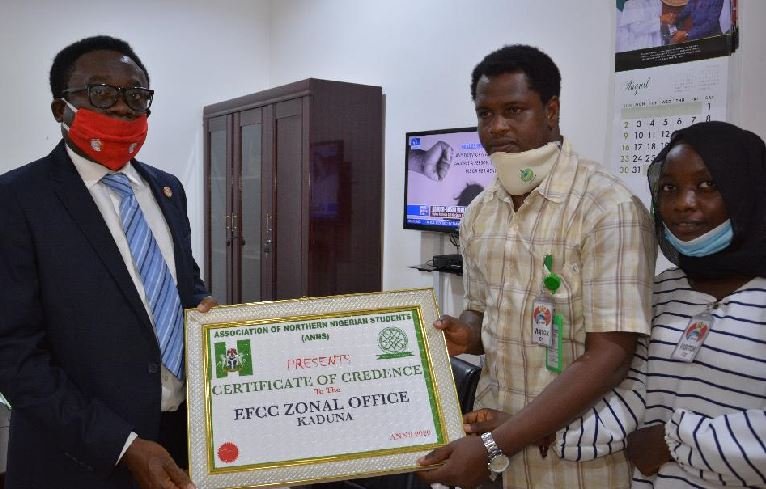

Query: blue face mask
[[663, 219, 733, 257]]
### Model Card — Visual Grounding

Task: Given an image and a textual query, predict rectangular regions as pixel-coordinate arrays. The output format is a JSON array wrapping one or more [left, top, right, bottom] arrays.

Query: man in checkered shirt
[[418, 45, 656, 489]]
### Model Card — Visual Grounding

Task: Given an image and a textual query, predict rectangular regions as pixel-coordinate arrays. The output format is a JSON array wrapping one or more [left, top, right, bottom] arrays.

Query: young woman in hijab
[[553, 121, 766, 488]]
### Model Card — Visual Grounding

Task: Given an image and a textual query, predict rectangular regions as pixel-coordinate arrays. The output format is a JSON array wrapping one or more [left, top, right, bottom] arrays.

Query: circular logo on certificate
[[379, 327, 408, 353], [217, 442, 239, 463], [377, 326, 414, 360]]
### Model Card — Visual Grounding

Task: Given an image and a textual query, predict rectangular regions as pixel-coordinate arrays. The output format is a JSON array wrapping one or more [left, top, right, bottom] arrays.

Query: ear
[[51, 98, 65, 123], [544, 96, 560, 130]]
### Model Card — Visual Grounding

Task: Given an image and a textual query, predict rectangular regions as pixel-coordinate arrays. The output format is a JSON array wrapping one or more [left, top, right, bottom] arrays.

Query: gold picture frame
[[184, 288, 464, 488]]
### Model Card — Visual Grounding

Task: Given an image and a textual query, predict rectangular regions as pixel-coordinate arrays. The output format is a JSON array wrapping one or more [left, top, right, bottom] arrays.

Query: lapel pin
[[163, 186, 173, 198]]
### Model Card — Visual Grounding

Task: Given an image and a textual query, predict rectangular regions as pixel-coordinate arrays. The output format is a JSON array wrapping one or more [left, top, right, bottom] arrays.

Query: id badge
[[532, 296, 554, 347], [671, 313, 713, 363]]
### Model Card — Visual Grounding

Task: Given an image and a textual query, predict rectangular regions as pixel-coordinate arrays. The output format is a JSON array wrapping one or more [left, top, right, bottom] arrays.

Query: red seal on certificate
[[217, 442, 239, 463]]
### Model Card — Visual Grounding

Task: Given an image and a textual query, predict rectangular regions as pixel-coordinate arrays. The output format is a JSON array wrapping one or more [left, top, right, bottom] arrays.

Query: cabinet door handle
[[264, 213, 273, 254], [230, 214, 243, 246]]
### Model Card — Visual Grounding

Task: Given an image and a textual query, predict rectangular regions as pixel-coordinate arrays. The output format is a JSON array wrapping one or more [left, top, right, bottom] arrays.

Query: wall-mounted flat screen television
[[403, 127, 495, 233]]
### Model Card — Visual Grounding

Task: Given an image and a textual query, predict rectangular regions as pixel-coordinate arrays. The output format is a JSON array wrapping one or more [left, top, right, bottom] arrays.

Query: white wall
[[0, 0, 272, 260], [1, 1, 764, 317], [266, 0, 622, 315], [730, 1, 766, 131], [268, 0, 766, 316]]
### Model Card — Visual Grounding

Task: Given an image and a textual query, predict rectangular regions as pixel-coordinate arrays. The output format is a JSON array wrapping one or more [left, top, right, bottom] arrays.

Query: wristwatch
[[481, 431, 510, 481]]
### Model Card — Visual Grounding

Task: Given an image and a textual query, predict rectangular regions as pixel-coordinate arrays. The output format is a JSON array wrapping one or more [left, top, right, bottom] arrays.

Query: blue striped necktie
[[101, 172, 185, 380]]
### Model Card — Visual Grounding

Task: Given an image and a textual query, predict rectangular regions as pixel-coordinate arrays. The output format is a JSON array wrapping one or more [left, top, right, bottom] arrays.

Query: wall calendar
[[612, 56, 729, 206]]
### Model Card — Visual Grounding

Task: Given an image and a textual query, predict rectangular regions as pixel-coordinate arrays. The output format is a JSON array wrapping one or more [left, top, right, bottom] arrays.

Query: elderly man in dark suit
[[0, 35, 215, 489]]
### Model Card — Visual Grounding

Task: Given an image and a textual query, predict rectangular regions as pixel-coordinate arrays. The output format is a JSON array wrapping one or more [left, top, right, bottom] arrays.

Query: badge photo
[[671, 313, 713, 363], [531, 297, 554, 347]]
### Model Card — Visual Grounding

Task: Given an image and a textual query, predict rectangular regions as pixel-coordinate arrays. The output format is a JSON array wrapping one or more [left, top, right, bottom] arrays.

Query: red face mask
[[63, 102, 148, 171]]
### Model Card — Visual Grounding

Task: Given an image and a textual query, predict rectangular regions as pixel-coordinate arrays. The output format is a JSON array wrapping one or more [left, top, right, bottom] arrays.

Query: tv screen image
[[403, 127, 495, 233]]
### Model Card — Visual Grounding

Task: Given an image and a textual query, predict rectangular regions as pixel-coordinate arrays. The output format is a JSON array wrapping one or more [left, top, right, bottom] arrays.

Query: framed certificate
[[184, 288, 464, 489]]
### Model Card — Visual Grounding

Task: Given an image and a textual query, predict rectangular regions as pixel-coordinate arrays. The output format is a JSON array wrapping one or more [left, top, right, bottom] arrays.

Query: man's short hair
[[470, 44, 561, 103], [49, 35, 149, 98]]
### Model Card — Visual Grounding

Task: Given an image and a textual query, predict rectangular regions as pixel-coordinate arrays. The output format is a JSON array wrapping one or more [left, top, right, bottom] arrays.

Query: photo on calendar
[[615, 0, 738, 71]]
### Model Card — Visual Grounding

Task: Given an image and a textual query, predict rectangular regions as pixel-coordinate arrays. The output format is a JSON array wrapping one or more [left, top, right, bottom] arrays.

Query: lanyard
[[547, 254, 564, 373]]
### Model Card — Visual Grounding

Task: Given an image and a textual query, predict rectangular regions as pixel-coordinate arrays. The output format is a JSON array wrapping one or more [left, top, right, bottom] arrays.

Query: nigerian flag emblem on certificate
[[214, 339, 253, 378]]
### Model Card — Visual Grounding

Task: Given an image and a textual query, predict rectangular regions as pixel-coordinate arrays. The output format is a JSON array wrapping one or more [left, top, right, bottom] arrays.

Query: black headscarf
[[647, 121, 766, 279]]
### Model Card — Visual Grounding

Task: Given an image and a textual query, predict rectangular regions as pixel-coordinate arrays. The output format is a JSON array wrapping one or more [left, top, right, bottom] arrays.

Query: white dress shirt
[[67, 145, 186, 462]]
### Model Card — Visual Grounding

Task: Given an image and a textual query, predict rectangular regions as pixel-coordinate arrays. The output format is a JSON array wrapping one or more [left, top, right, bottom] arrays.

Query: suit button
[[148, 362, 160, 374]]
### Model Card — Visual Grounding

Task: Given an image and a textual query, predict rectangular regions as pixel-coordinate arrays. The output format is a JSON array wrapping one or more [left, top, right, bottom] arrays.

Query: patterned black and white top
[[556, 268, 766, 488]]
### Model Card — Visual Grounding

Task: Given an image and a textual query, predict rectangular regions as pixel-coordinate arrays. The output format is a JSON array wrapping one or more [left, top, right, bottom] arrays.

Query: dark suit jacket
[[0, 141, 208, 488]]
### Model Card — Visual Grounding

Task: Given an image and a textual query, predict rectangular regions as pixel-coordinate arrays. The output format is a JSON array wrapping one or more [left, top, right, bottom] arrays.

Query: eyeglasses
[[62, 83, 154, 113]]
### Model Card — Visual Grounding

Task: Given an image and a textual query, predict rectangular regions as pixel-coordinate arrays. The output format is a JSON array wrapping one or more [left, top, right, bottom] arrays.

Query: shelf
[[410, 264, 462, 276]]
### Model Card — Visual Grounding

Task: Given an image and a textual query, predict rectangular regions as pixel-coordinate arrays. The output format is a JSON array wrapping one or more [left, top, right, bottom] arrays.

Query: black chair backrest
[[449, 356, 482, 414]]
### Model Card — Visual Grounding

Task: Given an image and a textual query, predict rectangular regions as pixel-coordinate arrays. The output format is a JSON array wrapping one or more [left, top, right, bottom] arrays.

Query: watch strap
[[481, 431, 501, 459]]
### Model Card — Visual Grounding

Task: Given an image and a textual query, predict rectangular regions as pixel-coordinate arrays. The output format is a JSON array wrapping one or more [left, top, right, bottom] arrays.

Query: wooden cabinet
[[203, 79, 383, 304]]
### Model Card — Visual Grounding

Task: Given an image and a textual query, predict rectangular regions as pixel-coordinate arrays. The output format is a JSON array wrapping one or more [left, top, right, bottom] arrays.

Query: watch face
[[489, 453, 510, 473]]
